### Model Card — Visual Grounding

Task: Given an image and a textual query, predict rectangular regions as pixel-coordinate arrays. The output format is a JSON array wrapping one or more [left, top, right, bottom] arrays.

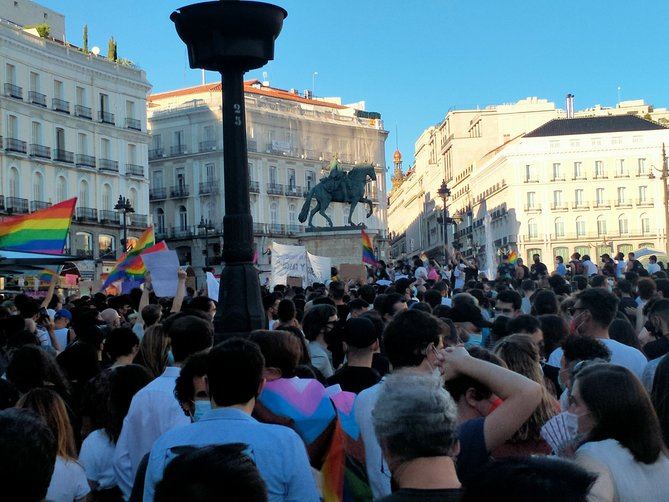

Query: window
[[554, 247, 569, 260], [155, 208, 165, 232], [31, 121, 42, 144], [127, 144, 137, 164], [153, 170, 164, 189], [618, 215, 629, 235], [248, 162, 255, 182], [553, 190, 563, 208], [79, 180, 89, 207], [101, 138, 110, 158], [78, 133, 88, 154], [76, 86, 86, 106], [527, 219, 538, 238], [288, 204, 296, 226], [100, 93, 109, 113], [203, 125, 214, 141], [617, 187, 626, 204], [591, 138, 601, 147], [526, 192, 536, 209], [102, 184, 112, 210], [575, 245, 590, 257], [639, 186, 648, 203], [641, 213, 650, 235], [554, 218, 565, 237], [576, 217, 586, 237], [525, 164, 536, 182], [128, 188, 137, 211], [178, 206, 188, 230], [173, 130, 183, 147], [32, 172, 44, 202], [30, 72, 39, 92], [638, 158, 647, 175], [9, 167, 19, 198], [552, 163, 562, 180], [152, 134, 162, 149], [269, 166, 278, 185], [75, 232, 93, 253], [270, 202, 278, 225], [618, 244, 633, 255], [575, 189, 583, 206], [306, 170, 315, 190], [640, 242, 655, 250], [573, 162, 583, 178], [617, 159, 627, 176], [527, 248, 542, 263], [176, 168, 185, 189], [595, 161, 604, 177], [5, 63, 15, 84], [596, 245, 613, 259], [55, 127, 65, 150], [7, 115, 18, 139], [549, 141, 560, 151], [125, 100, 135, 119], [56, 176, 67, 202], [288, 168, 296, 189], [53, 80, 63, 100], [205, 163, 215, 182], [99, 234, 116, 255], [597, 216, 607, 236]]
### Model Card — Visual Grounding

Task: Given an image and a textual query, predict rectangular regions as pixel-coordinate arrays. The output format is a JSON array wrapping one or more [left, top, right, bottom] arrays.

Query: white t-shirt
[[414, 266, 428, 280], [583, 260, 598, 276], [647, 263, 661, 274], [80, 429, 117, 491], [547, 338, 647, 379], [46, 456, 91, 502]]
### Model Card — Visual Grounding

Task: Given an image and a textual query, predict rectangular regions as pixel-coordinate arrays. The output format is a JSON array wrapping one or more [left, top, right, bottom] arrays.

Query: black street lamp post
[[171, 0, 287, 337], [198, 216, 215, 267], [114, 195, 135, 252], [437, 180, 452, 262]]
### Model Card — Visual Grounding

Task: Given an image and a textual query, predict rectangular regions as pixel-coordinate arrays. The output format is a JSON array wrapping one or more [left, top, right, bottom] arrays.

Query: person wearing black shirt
[[326, 317, 381, 394], [530, 254, 548, 281]]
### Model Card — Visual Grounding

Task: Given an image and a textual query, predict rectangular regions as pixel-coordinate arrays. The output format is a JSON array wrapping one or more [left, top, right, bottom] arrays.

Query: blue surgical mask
[[167, 350, 175, 366], [410, 286, 417, 297], [192, 399, 211, 422]]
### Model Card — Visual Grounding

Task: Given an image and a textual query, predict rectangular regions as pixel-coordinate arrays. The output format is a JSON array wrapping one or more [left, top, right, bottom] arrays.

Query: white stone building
[[147, 80, 388, 279], [0, 1, 151, 279]]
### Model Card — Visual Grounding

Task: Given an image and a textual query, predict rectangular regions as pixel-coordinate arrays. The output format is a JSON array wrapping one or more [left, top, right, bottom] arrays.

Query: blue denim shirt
[[143, 407, 319, 502]]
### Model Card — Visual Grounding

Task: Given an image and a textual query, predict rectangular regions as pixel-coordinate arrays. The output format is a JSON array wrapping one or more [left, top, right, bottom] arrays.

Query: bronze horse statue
[[298, 164, 377, 228]]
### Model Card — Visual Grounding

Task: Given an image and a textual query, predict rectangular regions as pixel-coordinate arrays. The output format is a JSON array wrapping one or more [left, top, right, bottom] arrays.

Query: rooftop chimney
[[566, 93, 575, 119]]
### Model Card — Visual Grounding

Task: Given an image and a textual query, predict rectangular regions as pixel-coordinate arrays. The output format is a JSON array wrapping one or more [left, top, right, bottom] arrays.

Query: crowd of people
[[2, 249, 669, 501]]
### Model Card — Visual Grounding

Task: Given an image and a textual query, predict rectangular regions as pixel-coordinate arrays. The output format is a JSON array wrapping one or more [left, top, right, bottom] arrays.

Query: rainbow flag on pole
[[102, 227, 166, 289], [508, 249, 518, 265], [361, 229, 378, 266], [0, 198, 76, 254]]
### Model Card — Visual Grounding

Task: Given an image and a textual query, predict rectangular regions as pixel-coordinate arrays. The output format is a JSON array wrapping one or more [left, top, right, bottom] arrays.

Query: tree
[[83, 24, 88, 52], [107, 37, 117, 62], [25, 23, 50, 38]]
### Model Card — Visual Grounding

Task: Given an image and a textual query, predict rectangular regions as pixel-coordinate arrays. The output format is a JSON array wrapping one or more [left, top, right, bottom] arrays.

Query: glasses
[[567, 306, 587, 316]]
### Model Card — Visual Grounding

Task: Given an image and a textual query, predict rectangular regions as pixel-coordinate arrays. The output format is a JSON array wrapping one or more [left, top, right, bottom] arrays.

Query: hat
[[54, 309, 72, 321], [600, 253, 611, 260], [100, 308, 121, 323], [342, 317, 378, 349], [394, 277, 415, 295], [446, 303, 492, 329]]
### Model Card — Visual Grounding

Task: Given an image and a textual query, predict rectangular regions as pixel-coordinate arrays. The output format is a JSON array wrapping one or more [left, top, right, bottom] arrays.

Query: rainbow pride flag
[[102, 228, 166, 289], [361, 229, 378, 266], [508, 249, 518, 264], [0, 198, 76, 254]]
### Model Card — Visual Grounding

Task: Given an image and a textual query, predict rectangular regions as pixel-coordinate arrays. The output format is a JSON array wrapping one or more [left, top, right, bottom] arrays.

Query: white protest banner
[[141, 250, 180, 297], [271, 242, 307, 289], [206, 272, 220, 301], [307, 252, 331, 284]]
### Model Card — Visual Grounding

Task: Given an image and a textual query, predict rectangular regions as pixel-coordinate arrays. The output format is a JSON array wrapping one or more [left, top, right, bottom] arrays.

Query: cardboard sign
[[287, 276, 303, 288], [339, 263, 366, 284]]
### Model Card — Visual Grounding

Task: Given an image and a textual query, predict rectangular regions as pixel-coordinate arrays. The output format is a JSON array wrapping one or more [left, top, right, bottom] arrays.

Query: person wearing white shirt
[[581, 255, 599, 277], [113, 313, 214, 499], [647, 255, 661, 275], [547, 289, 646, 379]]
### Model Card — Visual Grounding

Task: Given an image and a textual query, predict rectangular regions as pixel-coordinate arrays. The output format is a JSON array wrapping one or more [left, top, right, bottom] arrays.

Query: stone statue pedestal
[[297, 228, 379, 268]]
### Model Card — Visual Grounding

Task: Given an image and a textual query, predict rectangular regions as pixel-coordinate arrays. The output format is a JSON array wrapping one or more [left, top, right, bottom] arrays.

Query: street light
[[648, 143, 669, 256], [198, 216, 215, 267], [437, 180, 452, 262], [171, 0, 287, 336], [114, 195, 134, 252]]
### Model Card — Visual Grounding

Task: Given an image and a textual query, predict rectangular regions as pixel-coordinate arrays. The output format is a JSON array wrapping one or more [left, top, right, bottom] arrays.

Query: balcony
[[53, 149, 74, 163], [130, 214, 148, 227], [267, 224, 286, 235], [30, 200, 51, 212], [267, 183, 284, 195], [249, 181, 260, 193], [572, 202, 589, 210], [550, 177, 566, 182], [594, 173, 608, 179], [170, 185, 189, 198], [76, 154, 96, 168], [285, 185, 304, 198], [615, 199, 633, 208], [523, 178, 540, 184], [155, 228, 167, 240], [98, 248, 117, 260], [5, 138, 27, 154], [4, 83, 22, 100], [550, 203, 568, 211], [525, 233, 543, 242], [170, 144, 187, 156], [99, 159, 119, 172], [593, 200, 611, 209], [149, 187, 167, 200], [524, 204, 542, 213], [286, 224, 304, 235], [614, 172, 630, 179], [28, 91, 46, 107], [6, 197, 29, 214], [126, 164, 144, 177], [199, 140, 217, 152], [637, 198, 654, 207], [75, 105, 92, 119], [99, 210, 118, 224], [170, 227, 193, 239], [125, 117, 141, 131], [199, 181, 219, 195], [52, 98, 70, 114], [75, 207, 98, 222], [76, 249, 94, 259], [30, 144, 51, 159], [99, 111, 115, 125], [148, 148, 164, 160], [253, 222, 267, 234]]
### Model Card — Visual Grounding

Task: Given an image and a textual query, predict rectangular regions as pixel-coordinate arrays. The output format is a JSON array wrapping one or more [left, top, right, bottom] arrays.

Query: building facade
[[0, 1, 151, 279], [147, 80, 388, 281]]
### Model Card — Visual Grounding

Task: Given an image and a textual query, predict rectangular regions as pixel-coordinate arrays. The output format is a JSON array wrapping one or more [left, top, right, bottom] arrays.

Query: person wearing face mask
[[546, 288, 647, 379], [302, 304, 338, 379], [641, 298, 669, 391], [557, 336, 611, 411], [568, 363, 669, 502], [442, 345, 542, 486], [175, 353, 210, 422], [144, 338, 319, 502]]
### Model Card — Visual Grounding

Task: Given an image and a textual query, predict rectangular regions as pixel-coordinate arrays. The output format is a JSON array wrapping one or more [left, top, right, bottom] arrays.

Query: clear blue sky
[[40, 0, 669, 176]]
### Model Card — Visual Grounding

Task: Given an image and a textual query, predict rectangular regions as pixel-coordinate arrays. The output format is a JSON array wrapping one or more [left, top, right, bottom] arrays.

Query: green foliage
[[25, 23, 50, 38], [117, 58, 136, 68], [107, 37, 117, 62], [83, 25, 88, 52]]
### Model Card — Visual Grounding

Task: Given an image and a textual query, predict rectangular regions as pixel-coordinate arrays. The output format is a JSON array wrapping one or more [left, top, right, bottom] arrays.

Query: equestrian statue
[[298, 157, 377, 228]]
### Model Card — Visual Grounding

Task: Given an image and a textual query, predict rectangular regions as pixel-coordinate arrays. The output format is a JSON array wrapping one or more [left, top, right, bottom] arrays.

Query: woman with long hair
[[133, 324, 170, 378], [652, 355, 669, 448], [493, 334, 557, 457], [571, 363, 669, 501], [17, 388, 90, 501]]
